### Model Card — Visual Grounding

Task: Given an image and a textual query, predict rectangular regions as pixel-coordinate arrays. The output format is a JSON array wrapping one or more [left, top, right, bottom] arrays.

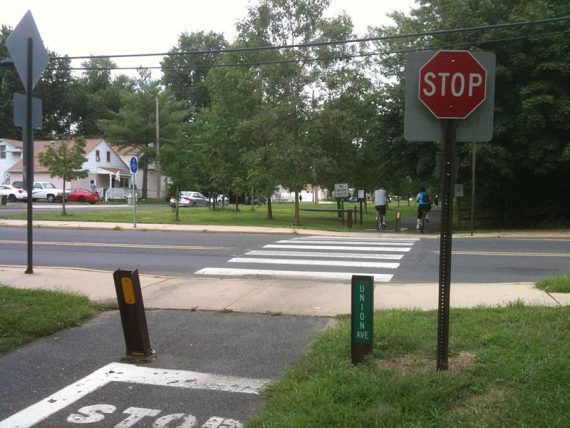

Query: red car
[[67, 188, 101, 204]]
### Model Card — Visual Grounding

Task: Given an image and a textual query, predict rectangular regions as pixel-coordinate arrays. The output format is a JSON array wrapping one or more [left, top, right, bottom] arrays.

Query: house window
[[95, 150, 100, 162], [106, 151, 111, 162], [0, 145, 5, 159]]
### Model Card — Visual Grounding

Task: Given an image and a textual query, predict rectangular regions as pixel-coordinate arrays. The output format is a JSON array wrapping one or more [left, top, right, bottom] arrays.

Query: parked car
[[170, 191, 209, 208], [67, 188, 101, 204], [32, 182, 69, 202], [244, 196, 266, 205], [12, 181, 68, 202], [0, 184, 28, 202], [209, 193, 229, 204]]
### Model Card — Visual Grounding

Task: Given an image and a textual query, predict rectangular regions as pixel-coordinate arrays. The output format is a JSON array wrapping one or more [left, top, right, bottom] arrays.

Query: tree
[[161, 31, 227, 113], [37, 137, 88, 215], [370, 0, 570, 225], [71, 57, 133, 137], [159, 133, 196, 222], [99, 71, 187, 199], [235, 0, 355, 225], [34, 53, 76, 138], [0, 25, 22, 139]]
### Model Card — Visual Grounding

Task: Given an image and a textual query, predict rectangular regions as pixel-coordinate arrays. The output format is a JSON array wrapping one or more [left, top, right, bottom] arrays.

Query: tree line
[[1, 0, 568, 226]]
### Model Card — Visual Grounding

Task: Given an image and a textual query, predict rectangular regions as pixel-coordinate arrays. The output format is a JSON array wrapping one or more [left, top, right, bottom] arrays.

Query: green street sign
[[351, 275, 374, 363]]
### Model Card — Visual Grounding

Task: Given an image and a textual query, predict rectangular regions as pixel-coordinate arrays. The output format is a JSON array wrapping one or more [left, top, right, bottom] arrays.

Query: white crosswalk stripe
[[228, 257, 400, 269], [194, 236, 417, 283], [245, 250, 403, 260]]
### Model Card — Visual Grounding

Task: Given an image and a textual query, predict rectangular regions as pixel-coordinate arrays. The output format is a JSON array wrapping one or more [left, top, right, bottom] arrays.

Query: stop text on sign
[[421, 72, 484, 97], [418, 50, 487, 119]]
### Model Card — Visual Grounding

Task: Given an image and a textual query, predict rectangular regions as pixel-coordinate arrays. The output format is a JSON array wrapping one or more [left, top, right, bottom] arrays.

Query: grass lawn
[[0, 286, 106, 355], [2, 202, 418, 233], [248, 304, 570, 428], [536, 273, 570, 293]]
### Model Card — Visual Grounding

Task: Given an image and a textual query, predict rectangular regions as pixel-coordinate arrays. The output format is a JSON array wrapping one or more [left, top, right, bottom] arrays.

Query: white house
[[1, 138, 167, 200], [0, 139, 23, 185], [115, 145, 167, 200]]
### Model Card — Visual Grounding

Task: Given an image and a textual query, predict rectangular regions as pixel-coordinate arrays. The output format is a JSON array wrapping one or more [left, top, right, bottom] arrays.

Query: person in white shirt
[[374, 186, 388, 230]]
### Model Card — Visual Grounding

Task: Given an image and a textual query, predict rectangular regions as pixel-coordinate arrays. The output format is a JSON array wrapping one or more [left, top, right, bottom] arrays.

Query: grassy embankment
[[0, 286, 109, 355], [1, 202, 418, 233]]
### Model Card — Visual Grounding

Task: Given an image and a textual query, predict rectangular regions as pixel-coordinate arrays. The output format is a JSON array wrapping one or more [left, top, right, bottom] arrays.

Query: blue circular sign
[[129, 157, 138, 174]]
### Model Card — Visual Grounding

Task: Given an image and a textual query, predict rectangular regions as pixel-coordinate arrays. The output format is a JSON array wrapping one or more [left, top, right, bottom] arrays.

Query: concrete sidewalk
[[1, 265, 568, 316], [1, 218, 569, 314]]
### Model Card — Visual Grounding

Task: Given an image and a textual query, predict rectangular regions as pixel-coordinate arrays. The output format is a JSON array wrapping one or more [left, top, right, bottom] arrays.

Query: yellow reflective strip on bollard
[[121, 277, 136, 304]]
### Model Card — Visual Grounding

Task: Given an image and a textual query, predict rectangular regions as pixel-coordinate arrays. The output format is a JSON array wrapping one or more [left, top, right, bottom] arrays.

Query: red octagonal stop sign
[[418, 50, 487, 119]]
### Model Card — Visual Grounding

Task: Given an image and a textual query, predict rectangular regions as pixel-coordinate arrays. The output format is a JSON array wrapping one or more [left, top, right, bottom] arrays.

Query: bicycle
[[418, 206, 429, 233], [376, 208, 388, 231]]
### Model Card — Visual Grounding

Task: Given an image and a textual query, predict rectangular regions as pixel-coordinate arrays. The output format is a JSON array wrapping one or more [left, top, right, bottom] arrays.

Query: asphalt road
[[0, 310, 333, 427], [1, 226, 569, 284]]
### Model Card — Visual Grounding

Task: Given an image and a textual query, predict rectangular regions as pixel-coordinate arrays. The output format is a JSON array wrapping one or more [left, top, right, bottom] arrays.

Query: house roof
[[7, 139, 113, 173], [0, 139, 23, 149]]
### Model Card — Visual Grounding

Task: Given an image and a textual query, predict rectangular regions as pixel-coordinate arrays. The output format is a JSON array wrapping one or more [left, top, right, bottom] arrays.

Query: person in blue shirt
[[416, 186, 432, 230]]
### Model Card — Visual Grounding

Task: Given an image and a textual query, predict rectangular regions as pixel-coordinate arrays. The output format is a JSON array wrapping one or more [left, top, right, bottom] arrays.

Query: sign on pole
[[13, 93, 42, 129], [418, 50, 487, 119], [404, 51, 496, 142], [334, 183, 349, 198], [6, 10, 49, 275], [129, 156, 138, 174], [405, 50, 495, 371], [129, 157, 138, 228], [6, 10, 49, 92]]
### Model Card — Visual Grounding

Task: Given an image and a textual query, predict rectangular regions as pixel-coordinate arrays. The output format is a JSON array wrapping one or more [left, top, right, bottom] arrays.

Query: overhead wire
[[48, 29, 570, 73], [53, 15, 569, 62]]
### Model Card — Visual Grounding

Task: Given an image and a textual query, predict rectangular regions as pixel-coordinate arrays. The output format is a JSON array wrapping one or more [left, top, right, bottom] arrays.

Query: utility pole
[[155, 96, 161, 201]]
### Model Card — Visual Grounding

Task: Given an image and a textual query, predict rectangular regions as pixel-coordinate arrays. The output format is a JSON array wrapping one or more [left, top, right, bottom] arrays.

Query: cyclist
[[416, 186, 432, 230], [374, 186, 388, 230]]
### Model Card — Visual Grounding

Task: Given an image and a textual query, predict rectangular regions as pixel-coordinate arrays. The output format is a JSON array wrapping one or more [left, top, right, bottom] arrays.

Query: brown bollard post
[[113, 269, 155, 362], [347, 209, 353, 228]]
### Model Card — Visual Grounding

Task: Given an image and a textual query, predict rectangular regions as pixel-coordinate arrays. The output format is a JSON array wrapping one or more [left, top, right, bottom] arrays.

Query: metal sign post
[[437, 119, 456, 370], [6, 11, 49, 275], [405, 50, 495, 371], [129, 157, 138, 228]]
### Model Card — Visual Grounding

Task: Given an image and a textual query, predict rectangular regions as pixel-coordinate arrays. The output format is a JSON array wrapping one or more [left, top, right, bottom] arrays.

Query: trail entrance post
[[410, 50, 493, 371], [351, 275, 374, 364], [6, 11, 49, 274]]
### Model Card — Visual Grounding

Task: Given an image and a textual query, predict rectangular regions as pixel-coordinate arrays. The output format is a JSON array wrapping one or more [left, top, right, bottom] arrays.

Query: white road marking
[[194, 268, 393, 282], [229, 257, 400, 269], [274, 239, 415, 246], [245, 250, 403, 260], [264, 244, 411, 252], [291, 236, 419, 242], [0, 362, 269, 428]]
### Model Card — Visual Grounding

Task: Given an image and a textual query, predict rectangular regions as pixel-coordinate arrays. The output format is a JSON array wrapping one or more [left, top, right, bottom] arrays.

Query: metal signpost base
[[436, 119, 457, 371]]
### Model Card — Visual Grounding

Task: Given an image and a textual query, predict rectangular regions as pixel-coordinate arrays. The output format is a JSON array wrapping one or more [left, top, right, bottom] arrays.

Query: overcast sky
[[3, 0, 417, 74]]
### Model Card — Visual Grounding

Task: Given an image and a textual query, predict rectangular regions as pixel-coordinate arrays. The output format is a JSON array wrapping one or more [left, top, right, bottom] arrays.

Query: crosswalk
[[195, 236, 418, 283]]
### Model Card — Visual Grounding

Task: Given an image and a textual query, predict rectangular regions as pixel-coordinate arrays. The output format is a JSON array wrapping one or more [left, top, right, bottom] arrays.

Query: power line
[[49, 29, 569, 73], [53, 15, 570, 62]]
